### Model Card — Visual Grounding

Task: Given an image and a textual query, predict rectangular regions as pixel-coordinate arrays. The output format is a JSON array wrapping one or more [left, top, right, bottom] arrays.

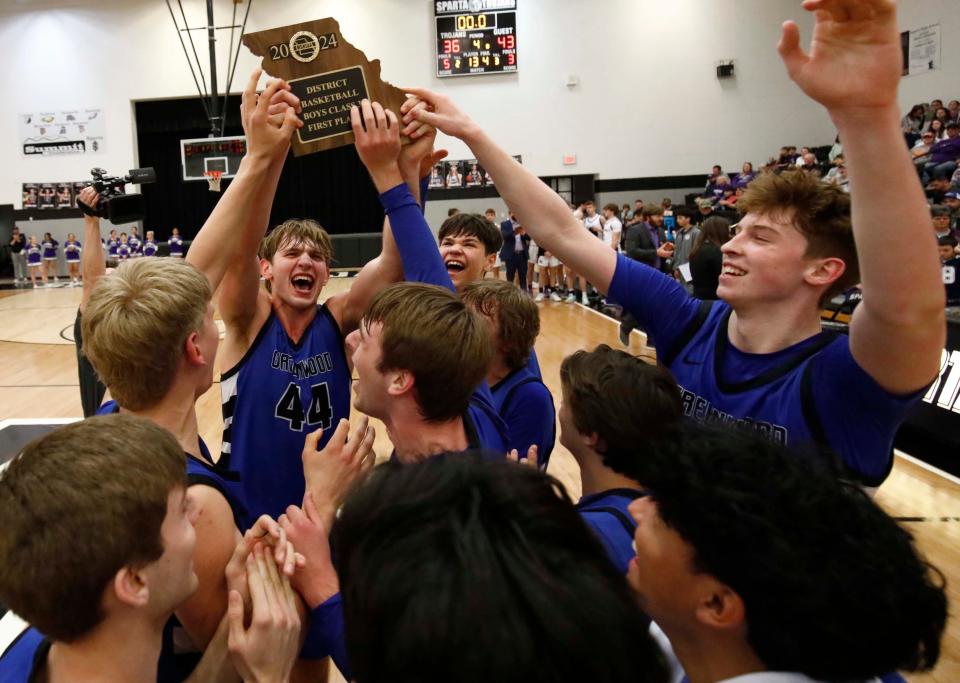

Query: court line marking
[[894, 450, 960, 488]]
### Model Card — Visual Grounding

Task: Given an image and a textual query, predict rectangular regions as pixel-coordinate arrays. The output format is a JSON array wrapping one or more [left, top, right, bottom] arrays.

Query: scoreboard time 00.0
[[435, 0, 517, 78]]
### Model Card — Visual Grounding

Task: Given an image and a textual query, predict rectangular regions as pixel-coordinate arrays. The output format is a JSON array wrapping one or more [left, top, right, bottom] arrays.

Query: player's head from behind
[[438, 212, 503, 291], [0, 414, 194, 642], [258, 218, 334, 308], [461, 279, 539, 376], [625, 423, 947, 682], [937, 234, 957, 262], [82, 258, 216, 411], [727, 169, 857, 309], [331, 453, 669, 683], [347, 283, 490, 449], [559, 344, 682, 477]]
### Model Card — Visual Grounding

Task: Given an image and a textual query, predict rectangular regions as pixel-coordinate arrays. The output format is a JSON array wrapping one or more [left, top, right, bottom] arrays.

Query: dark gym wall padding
[[134, 96, 385, 240]]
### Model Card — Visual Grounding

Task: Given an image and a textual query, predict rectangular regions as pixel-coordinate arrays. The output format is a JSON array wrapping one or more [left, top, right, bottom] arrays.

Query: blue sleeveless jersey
[[220, 305, 352, 520], [577, 489, 645, 575], [490, 367, 555, 468], [0, 623, 46, 683], [608, 254, 923, 486]]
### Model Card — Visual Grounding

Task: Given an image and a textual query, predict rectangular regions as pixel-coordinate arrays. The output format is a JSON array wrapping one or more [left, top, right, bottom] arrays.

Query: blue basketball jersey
[[577, 489, 645, 575], [220, 305, 352, 520], [490, 367, 555, 468], [0, 622, 46, 683], [466, 384, 510, 454], [608, 254, 923, 486], [64, 240, 81, 262]]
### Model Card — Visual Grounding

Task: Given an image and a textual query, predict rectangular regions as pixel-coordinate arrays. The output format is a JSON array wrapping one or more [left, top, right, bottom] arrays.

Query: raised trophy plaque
[[243, 19, 409, 156]]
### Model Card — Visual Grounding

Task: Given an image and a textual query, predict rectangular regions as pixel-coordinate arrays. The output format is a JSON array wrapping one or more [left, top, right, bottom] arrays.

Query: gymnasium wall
[[0, 0, 954, 213]]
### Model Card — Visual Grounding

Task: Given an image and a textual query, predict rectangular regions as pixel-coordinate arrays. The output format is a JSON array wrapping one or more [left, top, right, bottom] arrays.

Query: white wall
[[0, 0, 950, 210], [896, 0, 960, 110]]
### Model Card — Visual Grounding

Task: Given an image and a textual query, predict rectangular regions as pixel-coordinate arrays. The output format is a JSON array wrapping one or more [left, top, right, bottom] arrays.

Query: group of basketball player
[[0, 2, 953, 682]]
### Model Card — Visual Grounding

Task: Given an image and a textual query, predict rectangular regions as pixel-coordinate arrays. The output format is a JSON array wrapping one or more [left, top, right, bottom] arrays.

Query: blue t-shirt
[[608, 253, 923, 485], [220, 305, 353, 520], [490, 367, 555, 468], [577, 488, 645, 575]]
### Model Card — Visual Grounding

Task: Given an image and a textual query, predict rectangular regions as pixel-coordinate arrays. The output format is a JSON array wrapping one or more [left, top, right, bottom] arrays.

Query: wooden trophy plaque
[[243, 19, 408, 156]]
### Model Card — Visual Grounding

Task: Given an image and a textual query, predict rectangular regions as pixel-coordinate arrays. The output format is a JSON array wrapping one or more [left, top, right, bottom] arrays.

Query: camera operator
[[9, 226, 26, 284], [75, 186, 108, 416]]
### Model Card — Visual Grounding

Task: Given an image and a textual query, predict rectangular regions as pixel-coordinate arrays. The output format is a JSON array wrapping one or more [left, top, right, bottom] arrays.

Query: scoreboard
[[435, 0, 517, 78]]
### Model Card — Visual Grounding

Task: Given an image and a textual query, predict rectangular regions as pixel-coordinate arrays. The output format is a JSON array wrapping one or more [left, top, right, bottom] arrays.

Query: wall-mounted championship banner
[[243, 18, 408, 155], [900, 24, 940, 77], [19, 109, 106, 156]]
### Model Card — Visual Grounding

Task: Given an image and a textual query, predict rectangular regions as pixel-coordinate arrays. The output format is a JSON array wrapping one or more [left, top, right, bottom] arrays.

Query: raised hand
[[278, 494, 340, 610], [227, 544, 301, 683], [77, 186, 100, 213], [302, 417, 376, 527], [402, 87, 480, 141], [240, 68, 303, 164], [778, 0, 901, 115], [351, 99, 402, 190], [507, 444, 539, 469]]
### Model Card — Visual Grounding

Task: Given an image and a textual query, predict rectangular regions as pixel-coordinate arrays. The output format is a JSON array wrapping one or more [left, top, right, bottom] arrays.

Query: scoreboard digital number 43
[[435, 0, 517, 78]]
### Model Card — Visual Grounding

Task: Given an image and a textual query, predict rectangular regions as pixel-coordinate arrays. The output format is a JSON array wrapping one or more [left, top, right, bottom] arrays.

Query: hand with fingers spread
[[507, 444, 539, 469], [351, 99, 403, 192], [778, 0, 901, 116], [240, 68, 303, 165], [279, 494, 340, 609], [302, 417, 376, 527], [227, 544, 302, 683], [401, 87, 480, 142]]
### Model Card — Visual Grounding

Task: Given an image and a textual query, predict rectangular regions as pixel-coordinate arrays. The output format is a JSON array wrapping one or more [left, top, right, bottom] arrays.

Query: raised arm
[[77, 188, 105, 312], [328, 98, 446, 333], [779, 0, 945, 393], [187, 70, 301, 335], [404, 87, 618, 293]]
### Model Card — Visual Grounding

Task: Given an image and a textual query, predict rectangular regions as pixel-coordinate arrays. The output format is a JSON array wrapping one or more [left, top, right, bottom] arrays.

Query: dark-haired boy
[[560, 345, 681, 573], [626, 423, 947, 683], [404, 0, 946, 486]]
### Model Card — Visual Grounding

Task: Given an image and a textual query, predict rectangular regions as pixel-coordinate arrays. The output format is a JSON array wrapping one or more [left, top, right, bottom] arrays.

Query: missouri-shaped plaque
[[243, 19, 408, 155]]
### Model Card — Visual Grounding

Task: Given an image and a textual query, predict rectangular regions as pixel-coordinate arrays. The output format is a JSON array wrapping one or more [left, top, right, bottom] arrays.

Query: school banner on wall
[[901, 24, 941, 77], [19, 108, 105, 156]]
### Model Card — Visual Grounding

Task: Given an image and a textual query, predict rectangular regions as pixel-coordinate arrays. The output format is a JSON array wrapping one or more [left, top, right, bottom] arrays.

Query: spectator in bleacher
[[902, 104, 926, 137], [926, 177, 952, 205], [705, 175, 731, 203], [948, 100, 960, 123], [718, 186, 739, 209], [794, 146, 812, 167], [929, 106, 951, 131], [932, 205, 956, 240], [926, 118, 946, 142], [798, 152, 820, 173], [926, 99, 943, 122], [912, 131, 936, 162], [828, 134, 844, 163], [922, 121, 960, 182], [944, 190, 960, 233], [692, 197, 715, 225], [688, 215, 731, 301], [704, 165, 722, 192], [938, 235, 960, 306], [734, 161, 756, 189]]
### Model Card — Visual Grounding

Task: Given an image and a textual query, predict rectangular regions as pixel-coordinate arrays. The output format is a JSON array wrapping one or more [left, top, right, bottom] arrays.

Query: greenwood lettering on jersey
[[270, 350, 335, 379], [679, 384, 789, 444]]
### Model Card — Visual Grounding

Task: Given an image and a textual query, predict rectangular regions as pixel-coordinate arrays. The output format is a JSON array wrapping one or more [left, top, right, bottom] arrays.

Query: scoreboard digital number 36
[[435, 0, 517, 78]]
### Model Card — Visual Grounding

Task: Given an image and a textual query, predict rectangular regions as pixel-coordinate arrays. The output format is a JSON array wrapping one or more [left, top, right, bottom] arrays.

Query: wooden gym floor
[[0, 278, 957, 683]]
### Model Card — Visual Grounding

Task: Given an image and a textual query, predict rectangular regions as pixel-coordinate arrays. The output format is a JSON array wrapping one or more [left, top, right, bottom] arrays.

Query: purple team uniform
[[64, 240, 81, 262]]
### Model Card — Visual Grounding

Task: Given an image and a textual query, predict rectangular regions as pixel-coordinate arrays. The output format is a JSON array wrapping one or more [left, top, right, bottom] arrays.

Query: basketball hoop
[[205, 170, 223, 193]]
